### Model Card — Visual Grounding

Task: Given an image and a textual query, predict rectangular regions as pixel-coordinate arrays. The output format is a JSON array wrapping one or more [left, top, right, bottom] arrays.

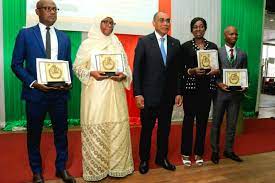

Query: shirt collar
[[154, 31, 167, 41], [225, 44, 236, 53], [38, 22, 54, 32]]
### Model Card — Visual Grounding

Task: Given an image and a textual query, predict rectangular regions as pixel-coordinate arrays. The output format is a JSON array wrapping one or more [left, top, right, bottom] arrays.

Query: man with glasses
[[11, 0, 75, 182], [133, 12, 182, 174]]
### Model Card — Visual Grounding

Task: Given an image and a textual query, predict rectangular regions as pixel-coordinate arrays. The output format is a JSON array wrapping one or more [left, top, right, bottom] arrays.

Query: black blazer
[[133, 32, 181, 107], [179, 40, 218, 95]]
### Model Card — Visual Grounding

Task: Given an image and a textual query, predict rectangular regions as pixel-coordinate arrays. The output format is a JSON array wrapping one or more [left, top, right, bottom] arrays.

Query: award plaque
[[197, 50, 219, 72], [94, 53, 125, 77], [223, 69, 248, 91], [36, 58, 71, 86]]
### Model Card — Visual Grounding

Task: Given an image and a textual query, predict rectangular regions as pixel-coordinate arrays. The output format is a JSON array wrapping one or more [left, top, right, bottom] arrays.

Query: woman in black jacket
[[180, 17, 219, 166]]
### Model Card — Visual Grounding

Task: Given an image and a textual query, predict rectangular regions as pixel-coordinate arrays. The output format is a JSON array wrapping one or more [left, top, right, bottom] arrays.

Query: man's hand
[[188, 67, 205, 76], [90, 71, 108, 81], [135, 95, 144, 109], [32, 82, 57, 92], [207, 68, 220, 76], [217, 83, 230, 92], [110, 72, 126, 82], [55, 84, 72, 91], [175, 95, 183, 107], [236, 87, 247, 92]]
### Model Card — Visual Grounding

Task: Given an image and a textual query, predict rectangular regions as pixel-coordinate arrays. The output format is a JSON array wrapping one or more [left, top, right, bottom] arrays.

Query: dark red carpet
[[1, 118, 275, 183]]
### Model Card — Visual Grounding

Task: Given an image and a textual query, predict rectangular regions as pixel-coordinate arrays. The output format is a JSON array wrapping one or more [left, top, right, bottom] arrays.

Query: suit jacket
[[133, 32, 181, 107], [217, 46, 248, 84], [11, 24, 72, 102]]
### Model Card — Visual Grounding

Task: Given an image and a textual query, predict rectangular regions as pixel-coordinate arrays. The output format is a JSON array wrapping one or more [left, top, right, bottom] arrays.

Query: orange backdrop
[[116, 0, 171, 125]]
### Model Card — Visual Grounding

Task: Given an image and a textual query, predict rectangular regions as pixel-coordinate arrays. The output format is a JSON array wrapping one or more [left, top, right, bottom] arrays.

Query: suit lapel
[[235, 48, 242, 67], [166, 36, 173, 66], [55, 28, 63, 60], [32, 24, 47, 57], [220, 47, 231, 68]]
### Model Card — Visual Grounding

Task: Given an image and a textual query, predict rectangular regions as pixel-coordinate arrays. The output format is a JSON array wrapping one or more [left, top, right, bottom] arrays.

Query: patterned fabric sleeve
[[73, 39, 93, 86]]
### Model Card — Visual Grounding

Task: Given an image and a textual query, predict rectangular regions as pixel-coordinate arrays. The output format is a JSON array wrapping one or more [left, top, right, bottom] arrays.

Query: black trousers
[[181, 92, 212, 156], [26, 98, 68, 174], [139, 103, 174, 161]]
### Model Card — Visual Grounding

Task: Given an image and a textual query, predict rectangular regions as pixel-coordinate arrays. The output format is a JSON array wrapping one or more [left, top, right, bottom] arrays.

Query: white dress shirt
[[225, 44, 236, 60], [155, 31, 167, 55], [30, 23, 59, 88], [38, 23, 58, 60]]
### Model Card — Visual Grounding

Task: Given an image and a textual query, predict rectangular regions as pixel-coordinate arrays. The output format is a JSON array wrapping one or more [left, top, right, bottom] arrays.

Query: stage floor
[[44, 151, 275, 183], [1, 118, 275, 183]]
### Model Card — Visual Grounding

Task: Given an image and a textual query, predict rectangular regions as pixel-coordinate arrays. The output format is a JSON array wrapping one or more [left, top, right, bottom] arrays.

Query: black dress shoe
[[32, 173, 44, 183], [56, 170, 76, 183], [223, 151, 243, 162], [155, 158, 176, 171], [211, 152, 220, 164], [139, 161, 149, 174]]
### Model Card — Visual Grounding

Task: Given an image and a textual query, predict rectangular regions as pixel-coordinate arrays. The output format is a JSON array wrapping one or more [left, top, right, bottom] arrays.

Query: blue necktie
[[160, 37, 167, 65]]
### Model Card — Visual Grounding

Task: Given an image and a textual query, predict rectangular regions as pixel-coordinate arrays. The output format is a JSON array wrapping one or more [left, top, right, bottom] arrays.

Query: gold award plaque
[[227, 72, 240, 86], [45, 63, 64, 82], [199, 53, 211, 68], [99, 55, 117, 72]]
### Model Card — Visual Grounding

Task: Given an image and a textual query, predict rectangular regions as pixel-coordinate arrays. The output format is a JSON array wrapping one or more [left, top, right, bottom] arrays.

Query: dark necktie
[[230, 48, 234, 60], [46, 27, 51, 59]]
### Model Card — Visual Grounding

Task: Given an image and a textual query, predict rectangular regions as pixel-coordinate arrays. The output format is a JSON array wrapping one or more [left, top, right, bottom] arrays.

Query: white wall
[[0, 0, 5, 128], [171, 0, 221, 45]]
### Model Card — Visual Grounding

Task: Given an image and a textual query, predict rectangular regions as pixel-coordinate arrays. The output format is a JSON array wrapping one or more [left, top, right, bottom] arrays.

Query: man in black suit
[[133, 12, 182, 174], [210, 26, 248, 164]]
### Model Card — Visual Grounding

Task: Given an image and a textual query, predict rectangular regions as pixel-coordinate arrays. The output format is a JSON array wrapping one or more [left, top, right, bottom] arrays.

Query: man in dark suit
[[133, 12, 182, 174], [11, 0, 75, 182], [210, 26, 248, 164]]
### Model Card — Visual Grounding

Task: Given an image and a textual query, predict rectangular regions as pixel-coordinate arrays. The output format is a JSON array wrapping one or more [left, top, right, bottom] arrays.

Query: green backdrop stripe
[[65, 31, 81, 121], [221, 0, 264, 117], [3, 0, 27, 125], [3, 0, 81, 131]]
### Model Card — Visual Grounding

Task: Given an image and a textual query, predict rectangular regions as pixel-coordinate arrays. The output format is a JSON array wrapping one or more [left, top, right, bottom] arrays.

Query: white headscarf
[[73, 16, 131, 88], [87, 15, 115, 50]]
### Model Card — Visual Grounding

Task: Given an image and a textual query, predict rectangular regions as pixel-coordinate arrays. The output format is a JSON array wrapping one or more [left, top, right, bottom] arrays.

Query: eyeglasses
[[101, 20, 116, 27], [158, 18, 171, 24], [37, 6, 59, 13]]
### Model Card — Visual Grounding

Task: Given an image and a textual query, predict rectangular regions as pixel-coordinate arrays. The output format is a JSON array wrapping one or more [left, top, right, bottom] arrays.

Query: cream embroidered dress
[[73, 17, 134, 181]]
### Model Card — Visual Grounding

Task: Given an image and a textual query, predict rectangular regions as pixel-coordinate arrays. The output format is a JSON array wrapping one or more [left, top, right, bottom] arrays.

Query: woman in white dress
[[73, 16, 134, 181]]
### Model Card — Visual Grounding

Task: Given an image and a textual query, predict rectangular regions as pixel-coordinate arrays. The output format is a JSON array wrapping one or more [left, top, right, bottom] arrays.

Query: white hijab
[[87, 15, 115, 50], [73, 16, 131, 87]]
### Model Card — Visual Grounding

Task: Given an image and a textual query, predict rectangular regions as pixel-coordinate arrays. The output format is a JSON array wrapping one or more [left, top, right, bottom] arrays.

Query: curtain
[[3, 0, 27, 130], [0, 0, 5, 128], [171, 0, 221, 45], [221, 0, 265, 117], [2, 0, 264, 130]]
